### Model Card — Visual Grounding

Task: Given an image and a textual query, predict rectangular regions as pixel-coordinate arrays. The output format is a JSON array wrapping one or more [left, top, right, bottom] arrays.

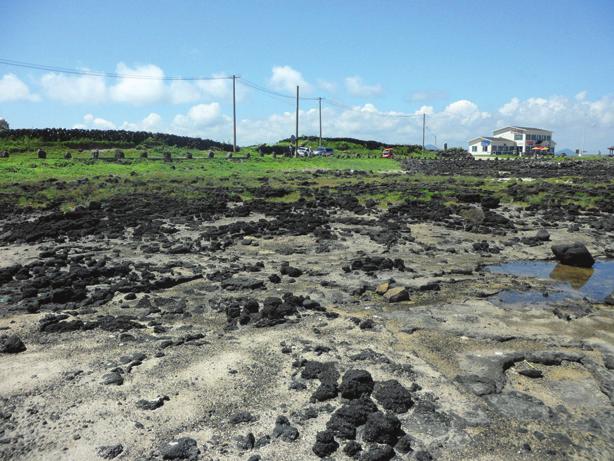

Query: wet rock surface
[[0, 162, 613, 460]]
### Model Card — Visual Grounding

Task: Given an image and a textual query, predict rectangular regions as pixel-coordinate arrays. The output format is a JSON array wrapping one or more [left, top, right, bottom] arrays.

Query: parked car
[[297, 147, 312, 157], [313, 146, 333, 156], [381, 147, 394, 158]]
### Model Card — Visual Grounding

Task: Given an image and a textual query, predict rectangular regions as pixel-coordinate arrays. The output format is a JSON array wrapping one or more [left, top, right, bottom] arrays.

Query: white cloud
[[40, 72, 106, 103], [121, 112, 162, 131], [186, 103, 221, 125], [269, 66, 311, 93], [443, 99, 490, 125], [75, 113, 116, 129], [498, 95, 577, 126], [169, 80, 202, 104], [169, 74, 244, 104], [0, 73, 39, 102], [317, 79, 336, 93], [171, 103, 226, 135], [414, 105, 434, 115], [110, 63, 166, 104], [345, 76, 383, 97], [13, 63, 238, 106], [142, 112, 162, 130], [495, 94, 614, 151], [159, 92, 614, 151], [197, 74, 234, 99]]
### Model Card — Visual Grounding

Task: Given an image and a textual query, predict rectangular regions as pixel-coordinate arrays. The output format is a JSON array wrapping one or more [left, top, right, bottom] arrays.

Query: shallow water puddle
[[486, 260, 614, 303], [492, 289, 576, 306]]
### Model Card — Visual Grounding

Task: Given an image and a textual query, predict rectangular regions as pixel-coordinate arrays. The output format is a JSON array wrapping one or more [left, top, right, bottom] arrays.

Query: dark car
[[313, 146, 333, 156]]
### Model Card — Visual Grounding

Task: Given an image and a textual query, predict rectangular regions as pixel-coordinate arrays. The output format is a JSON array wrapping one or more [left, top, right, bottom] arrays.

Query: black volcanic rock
[[373, 380, 414, 413], [339, 369, 374, 399], [362, 411, 403, 445], [312, 430, 339, 458], [326, 397, 378, 439], [551, 242, 594, 267], [160, 437, 200, 460], [0, 334, 26, 353]]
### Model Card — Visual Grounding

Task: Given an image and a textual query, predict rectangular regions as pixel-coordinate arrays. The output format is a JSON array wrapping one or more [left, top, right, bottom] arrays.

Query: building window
[[482, 145, 488, 152], [471, 145, 477, 152], [514, 134, 523, 140]]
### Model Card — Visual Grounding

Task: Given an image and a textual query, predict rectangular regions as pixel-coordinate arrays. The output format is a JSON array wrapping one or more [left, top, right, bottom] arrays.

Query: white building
[[468, 126, 555, 156]]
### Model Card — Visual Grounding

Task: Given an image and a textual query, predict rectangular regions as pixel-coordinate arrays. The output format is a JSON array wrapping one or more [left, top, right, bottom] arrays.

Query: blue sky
[[1, 0, 613, 150]]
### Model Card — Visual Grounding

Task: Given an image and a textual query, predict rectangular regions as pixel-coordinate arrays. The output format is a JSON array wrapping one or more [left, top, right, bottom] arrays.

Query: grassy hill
[[0, 129, 440, 159]]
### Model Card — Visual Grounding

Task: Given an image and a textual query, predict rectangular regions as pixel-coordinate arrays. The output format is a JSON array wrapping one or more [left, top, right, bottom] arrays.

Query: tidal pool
[[486, 260, 614, 303]]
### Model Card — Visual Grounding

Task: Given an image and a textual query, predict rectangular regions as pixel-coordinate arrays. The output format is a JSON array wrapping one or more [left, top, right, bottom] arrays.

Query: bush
[[0, 128, 234, 151]]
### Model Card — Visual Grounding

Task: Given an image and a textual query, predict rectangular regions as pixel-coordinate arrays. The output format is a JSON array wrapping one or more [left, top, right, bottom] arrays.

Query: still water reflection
[[486, 260, 614, 302]]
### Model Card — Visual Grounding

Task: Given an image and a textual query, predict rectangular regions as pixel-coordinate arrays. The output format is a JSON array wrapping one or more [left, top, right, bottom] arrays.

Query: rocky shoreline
[[1, 161, 613, 460]]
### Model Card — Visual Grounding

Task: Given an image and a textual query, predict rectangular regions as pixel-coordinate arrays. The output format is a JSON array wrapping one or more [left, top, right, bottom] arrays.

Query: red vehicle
[[381, 147, 394, 158]]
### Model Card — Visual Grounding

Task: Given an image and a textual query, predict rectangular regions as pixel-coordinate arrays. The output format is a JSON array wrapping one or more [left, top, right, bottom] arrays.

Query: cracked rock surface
[[1, 164, 613, 460]]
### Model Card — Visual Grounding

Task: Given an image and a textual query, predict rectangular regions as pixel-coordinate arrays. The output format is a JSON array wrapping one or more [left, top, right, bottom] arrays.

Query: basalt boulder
[[551, 242, 594, 268], [383, 287, 409, 303], [339, 369, 375, 399], [362, 411, 403, 445], [312, 430, 339, 458], [326, 397, 378, 439], [373, 380, 414, 413]]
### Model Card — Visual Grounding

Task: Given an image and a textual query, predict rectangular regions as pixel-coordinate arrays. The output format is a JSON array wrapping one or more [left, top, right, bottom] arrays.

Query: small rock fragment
[[0, 334, 26, 353], [518, 368, 543, 379], [136, 395, 169, 410], [96, 444, 124, 459], [343, 440, 362, 458], [101, 372, 124, 386], [230, 411, 257, 424], [160, 437, 200, 460], [362, 444, 395, 461], [236, 432, 255, 450], [312, 430, 339, 458], [272, 416, 299, 442], [383, 287, 409, 303]]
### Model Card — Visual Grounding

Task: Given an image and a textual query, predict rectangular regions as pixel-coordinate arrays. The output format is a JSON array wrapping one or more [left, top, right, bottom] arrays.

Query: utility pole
[[422, 113, 426, 151], [232, 75, 237, 153], [295, 85, 299, 156], [318, 97, 322, 147]]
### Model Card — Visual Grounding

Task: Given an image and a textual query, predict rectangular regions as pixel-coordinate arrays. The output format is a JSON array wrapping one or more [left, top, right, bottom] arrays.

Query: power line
[[1, 57, 435, 146], [239, 78, 320, 101], [236, 82, 297, 107], [0, 58, 232, 81]]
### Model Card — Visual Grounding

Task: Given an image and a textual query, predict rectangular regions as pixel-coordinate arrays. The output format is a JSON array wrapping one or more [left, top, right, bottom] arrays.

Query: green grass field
[[1, 137, 611, 213], [0, 149, 401, 186]]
